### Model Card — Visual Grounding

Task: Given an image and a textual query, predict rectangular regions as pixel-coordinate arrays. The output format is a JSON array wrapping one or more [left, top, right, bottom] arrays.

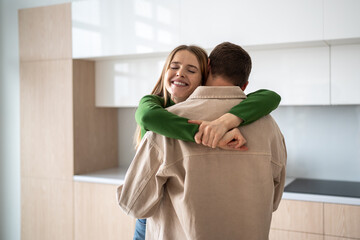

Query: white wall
[[272, 105, 360, 181], [0, 1, 72, 239]]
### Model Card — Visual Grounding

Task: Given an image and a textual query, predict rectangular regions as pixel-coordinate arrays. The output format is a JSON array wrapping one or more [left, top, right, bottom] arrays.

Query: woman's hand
[[188, 113, 243, 148], [217, 128, 248, 151]]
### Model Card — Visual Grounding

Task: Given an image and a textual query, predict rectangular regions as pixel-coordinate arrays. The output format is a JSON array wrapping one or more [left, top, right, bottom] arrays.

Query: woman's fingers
[[194, 123, 206, 144], [194, 131, 203, 144]]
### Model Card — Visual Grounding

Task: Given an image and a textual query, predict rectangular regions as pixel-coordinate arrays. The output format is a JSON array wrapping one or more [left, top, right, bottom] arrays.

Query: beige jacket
[[118, 86, 287, 240]]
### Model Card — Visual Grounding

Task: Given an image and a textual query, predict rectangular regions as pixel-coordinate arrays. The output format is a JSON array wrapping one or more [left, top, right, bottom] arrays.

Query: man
[[118, 42, 287, 240]]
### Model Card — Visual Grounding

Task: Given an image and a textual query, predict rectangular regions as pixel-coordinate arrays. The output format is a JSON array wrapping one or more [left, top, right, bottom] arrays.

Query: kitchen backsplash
[[118, 105, 360, 182]]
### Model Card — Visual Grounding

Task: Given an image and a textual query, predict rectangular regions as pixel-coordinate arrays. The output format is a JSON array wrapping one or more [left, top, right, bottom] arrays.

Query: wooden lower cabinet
[[21, 177, 74, 240], [271, 199, 324, 234], [324, 236, 359, 240], [270, 200, 360, 240], [324, 203, 360, 239], [74, 182, 136, 240], [269, 229, 324, 240]]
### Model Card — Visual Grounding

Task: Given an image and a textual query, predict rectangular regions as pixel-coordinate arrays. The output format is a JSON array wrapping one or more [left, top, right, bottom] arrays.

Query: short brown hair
[[209, 42, 252, 87]]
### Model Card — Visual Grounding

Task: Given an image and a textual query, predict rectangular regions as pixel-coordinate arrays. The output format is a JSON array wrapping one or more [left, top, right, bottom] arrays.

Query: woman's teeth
[[173, 81, 186, 86]]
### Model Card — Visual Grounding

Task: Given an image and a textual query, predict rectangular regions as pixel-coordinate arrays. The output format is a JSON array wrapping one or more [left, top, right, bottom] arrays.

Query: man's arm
[[117, 134, 166, 218], [272, 137, 287, 211]]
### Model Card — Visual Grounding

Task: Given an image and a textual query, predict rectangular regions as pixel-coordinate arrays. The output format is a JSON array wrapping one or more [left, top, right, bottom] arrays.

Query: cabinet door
[[246, 46, 330, 105], [180, 0, 323, 48], [325, 236, 359, 240], [22, 178, 74, 240], [324, 203, 360, 239], [20, 60, 74, 179], [72, 0, 181, 58], [330, 44, 360, 104], [269, 229, 324, 240], [74, 182, 136, 240], [324, 0, 360, 41], [95, 55, 165, 107], [271, 200, 324, 234]]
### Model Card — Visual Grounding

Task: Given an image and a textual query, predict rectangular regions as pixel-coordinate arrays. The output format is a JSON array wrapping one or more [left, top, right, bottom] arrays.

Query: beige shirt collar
[[188, 86, 247, 100]]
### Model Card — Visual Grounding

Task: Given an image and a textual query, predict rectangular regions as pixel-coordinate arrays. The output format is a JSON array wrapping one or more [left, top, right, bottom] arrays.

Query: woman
[[133, 45, 280, 239]]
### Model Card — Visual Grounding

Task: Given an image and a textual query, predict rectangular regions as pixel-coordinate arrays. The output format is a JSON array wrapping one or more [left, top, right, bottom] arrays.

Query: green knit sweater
[[135, 89, 281, 141]]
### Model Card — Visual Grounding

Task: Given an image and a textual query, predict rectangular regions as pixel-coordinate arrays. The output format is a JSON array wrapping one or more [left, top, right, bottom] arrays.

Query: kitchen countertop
[[283, 178, 360, 205], [73, 167, 127, 185], [74, 167, 360, 206]]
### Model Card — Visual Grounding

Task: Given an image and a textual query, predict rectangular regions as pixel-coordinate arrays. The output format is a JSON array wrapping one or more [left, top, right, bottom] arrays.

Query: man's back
[[118, 86, 286, 240]]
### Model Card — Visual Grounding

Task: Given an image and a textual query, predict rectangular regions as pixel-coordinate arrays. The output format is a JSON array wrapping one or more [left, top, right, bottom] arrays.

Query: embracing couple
[[117, 42, 287, 240]]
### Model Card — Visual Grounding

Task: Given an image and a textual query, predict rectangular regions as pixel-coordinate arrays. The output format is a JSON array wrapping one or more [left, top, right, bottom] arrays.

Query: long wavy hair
[[134, 45, 209, 148]]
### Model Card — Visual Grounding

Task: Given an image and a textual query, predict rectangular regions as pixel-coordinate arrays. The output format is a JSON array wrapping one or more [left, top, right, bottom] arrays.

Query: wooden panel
[[324, 203, 360, 239], [271, 200, 324, 234], [21, 177, 73, 240], [18, 3, 72, 61], [324, 236, 359, 240], [270, 229, 324, 240], [74, 182, 136, 240], [73, 60, 118, 174], [20, 60, 73, 179]]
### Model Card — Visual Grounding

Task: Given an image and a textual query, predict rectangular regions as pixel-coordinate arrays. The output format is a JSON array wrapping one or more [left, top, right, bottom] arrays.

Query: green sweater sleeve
[[135, 95, 198, 142], [228, 89, 281, 125]]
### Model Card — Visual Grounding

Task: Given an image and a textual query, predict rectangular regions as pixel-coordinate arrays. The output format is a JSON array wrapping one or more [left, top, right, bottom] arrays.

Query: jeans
[[133, 219, 147, 240]]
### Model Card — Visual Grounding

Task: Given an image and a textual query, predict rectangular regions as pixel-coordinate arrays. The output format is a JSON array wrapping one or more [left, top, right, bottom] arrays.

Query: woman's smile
[[165, 50, 202, 103]]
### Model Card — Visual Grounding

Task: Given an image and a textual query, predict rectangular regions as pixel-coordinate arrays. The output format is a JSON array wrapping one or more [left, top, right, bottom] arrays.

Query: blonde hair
[[134, 45, 209, 148]]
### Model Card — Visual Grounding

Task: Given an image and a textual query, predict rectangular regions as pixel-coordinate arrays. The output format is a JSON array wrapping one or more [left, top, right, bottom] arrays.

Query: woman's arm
[[190, 89, 281, 148], [228, 89, 281, 125], [135, 95, 198, 142]]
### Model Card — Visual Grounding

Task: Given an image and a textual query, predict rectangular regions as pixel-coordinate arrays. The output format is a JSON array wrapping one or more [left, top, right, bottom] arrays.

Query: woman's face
[[165, 50, 202, 103]]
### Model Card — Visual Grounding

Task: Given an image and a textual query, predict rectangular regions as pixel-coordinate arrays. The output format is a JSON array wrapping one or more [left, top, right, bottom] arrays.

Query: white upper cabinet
[[72, 0, 181, 58], [95, 55, 165, 107], [331, 44, 360, 104], [324, 0, 360, 41], [245, 46, 330, 105], [180, 0, 323, 48]]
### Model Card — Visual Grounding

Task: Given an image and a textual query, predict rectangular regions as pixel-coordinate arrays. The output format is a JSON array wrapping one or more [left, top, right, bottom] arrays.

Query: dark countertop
[[283, 178, 360, 205], [285, 178, 360, 198]]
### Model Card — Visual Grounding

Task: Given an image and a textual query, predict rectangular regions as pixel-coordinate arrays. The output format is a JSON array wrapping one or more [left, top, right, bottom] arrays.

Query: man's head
[[207, 42, 252, 89]]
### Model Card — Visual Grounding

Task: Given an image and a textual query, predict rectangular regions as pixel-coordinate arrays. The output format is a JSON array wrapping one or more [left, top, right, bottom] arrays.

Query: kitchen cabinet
[[20, 4, 119, 240], [19, 3, 71, 61], [271, 199, 360, 239], [72, 0, 181, 58], [74, 182, 135, 240], [21, 177, 74, 240], [271, 199, 324, 234], [330, 44, 360, 104], [324, 0, 360, 42], [246, 46, 330, 105], [180, 0, 323, 48], [95, 54, 165, 107], [269, 229, 323, 240], [325, 237, 358, 240], [324, 203, 360, 239], [20, 60, 74, 179]]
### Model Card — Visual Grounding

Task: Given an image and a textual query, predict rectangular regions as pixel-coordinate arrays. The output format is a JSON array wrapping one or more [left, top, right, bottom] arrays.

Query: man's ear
[[241, 81, 249, 91]]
